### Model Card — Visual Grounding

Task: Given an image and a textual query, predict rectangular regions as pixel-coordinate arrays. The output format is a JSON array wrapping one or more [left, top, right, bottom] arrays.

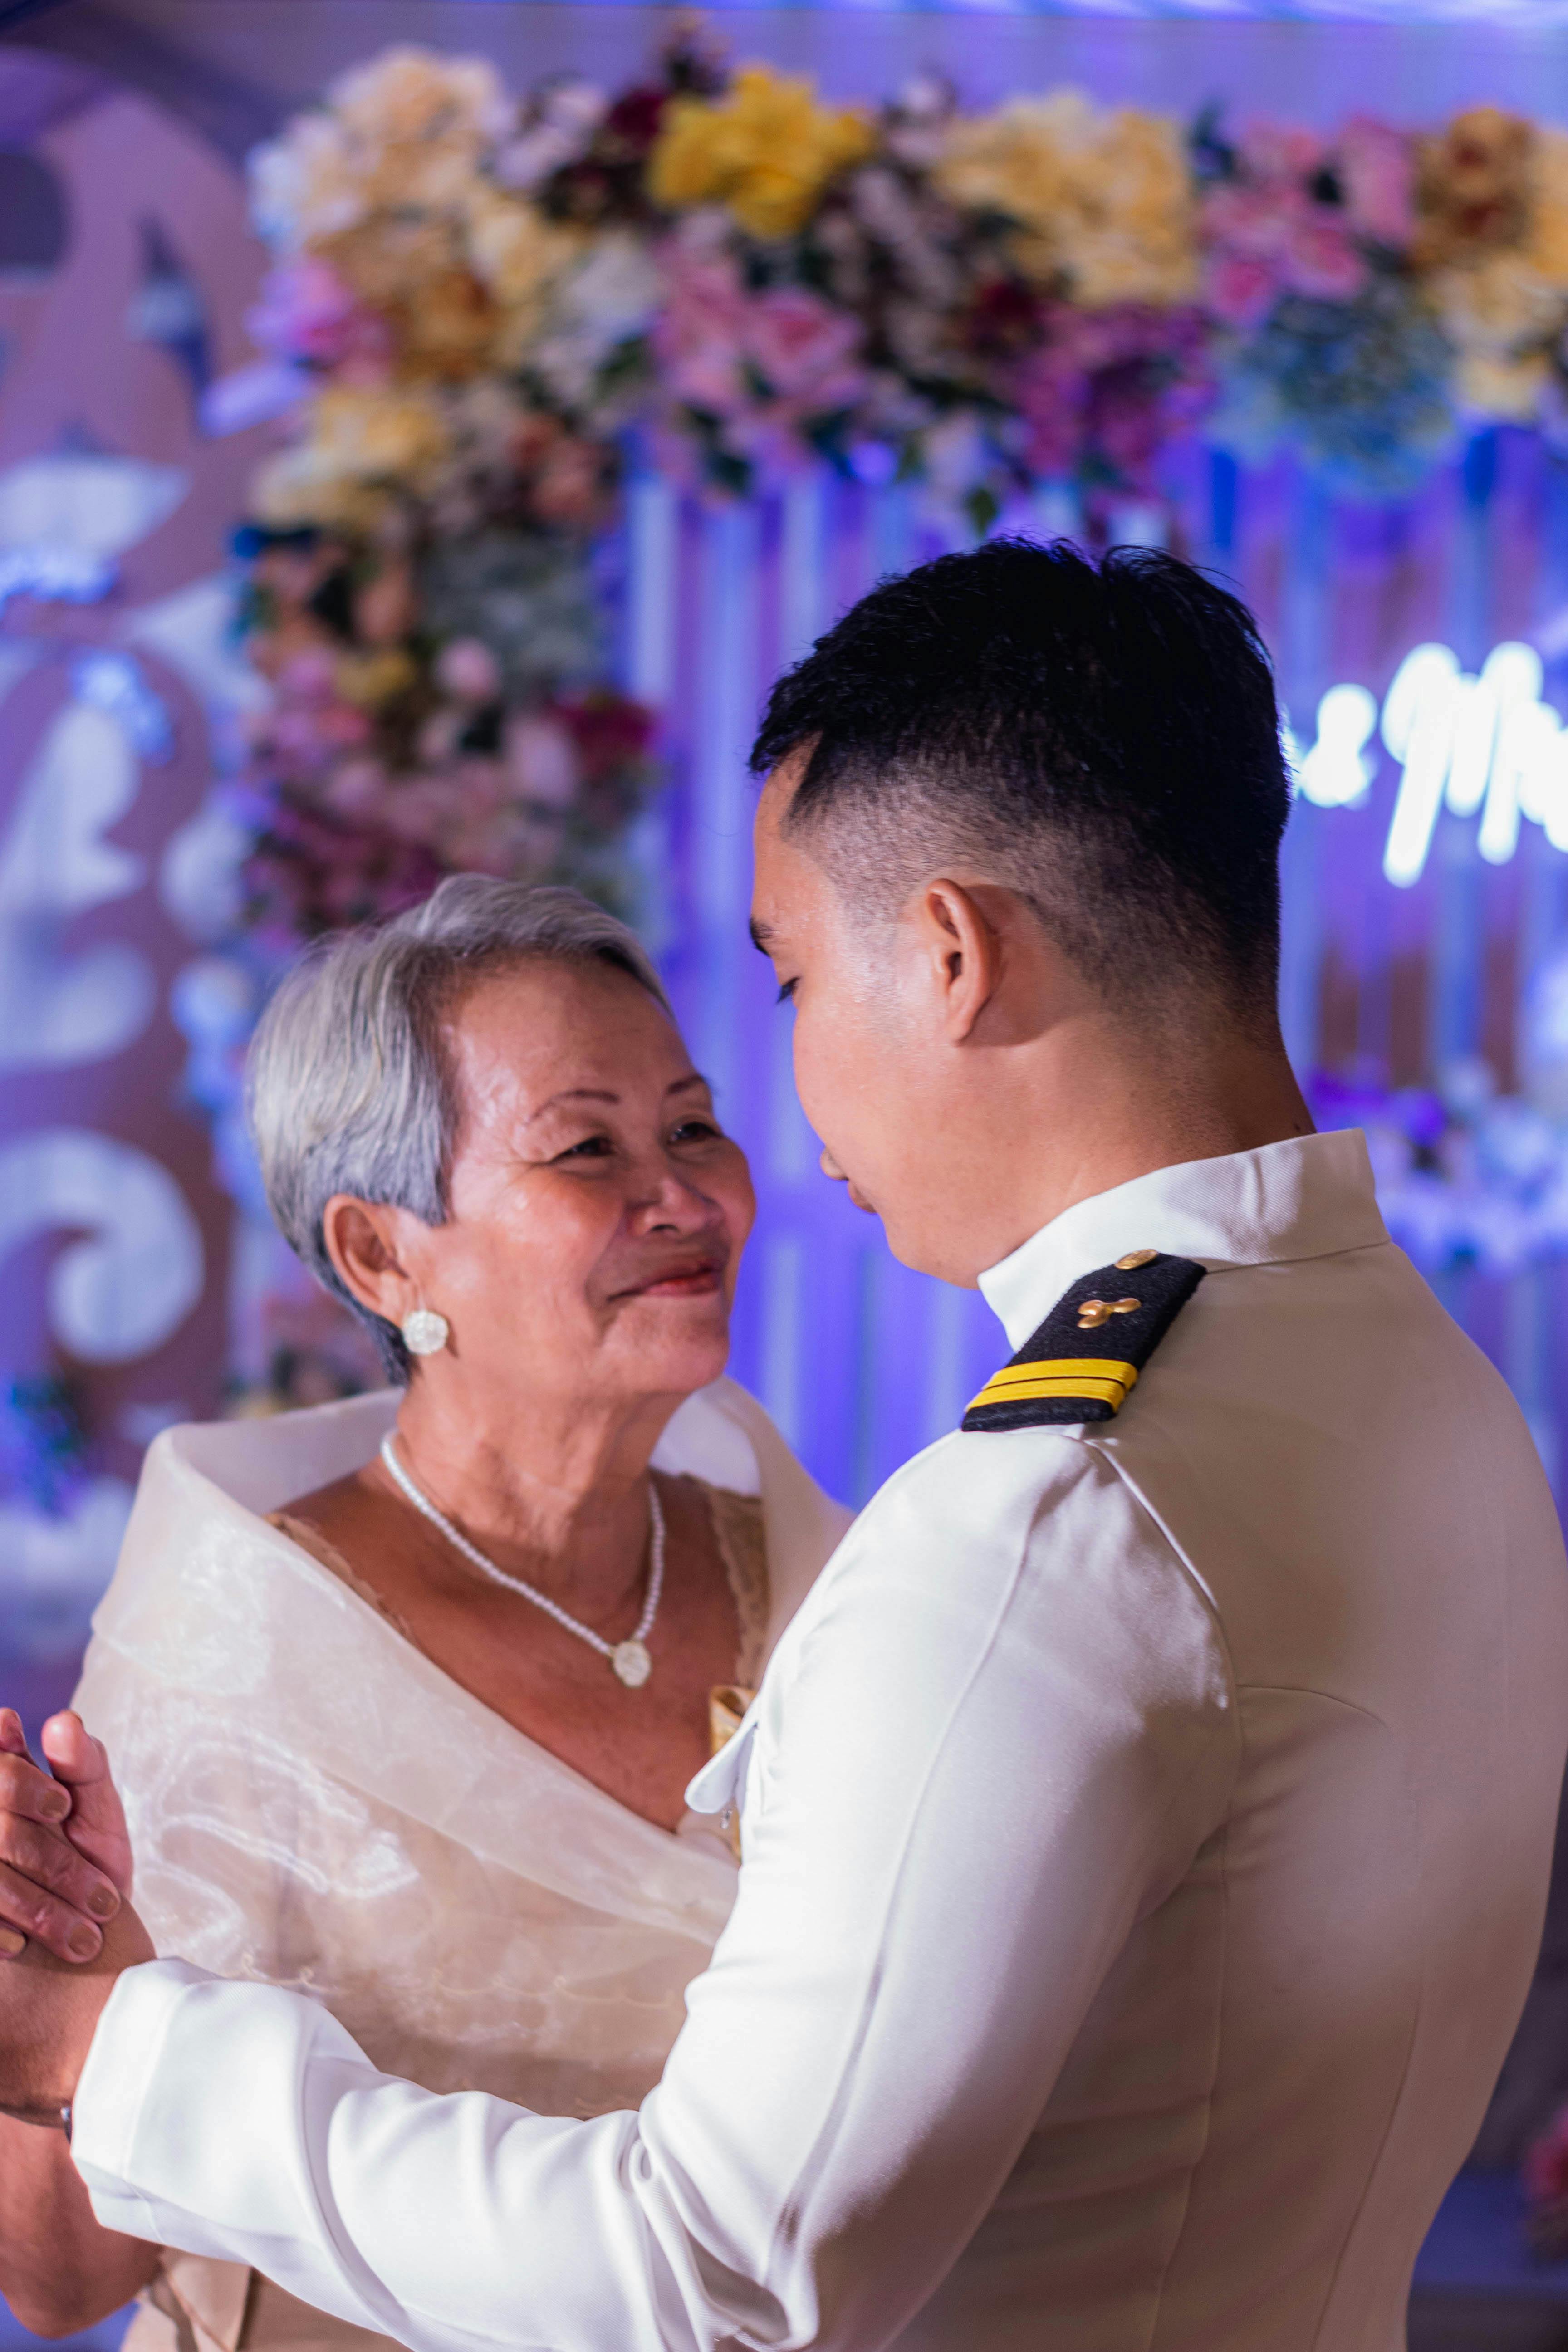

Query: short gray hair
[[245, 876, 671, 1384]]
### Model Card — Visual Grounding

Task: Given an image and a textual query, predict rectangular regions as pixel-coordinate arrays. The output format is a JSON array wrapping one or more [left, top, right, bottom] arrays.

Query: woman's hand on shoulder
[[0, 1711, 131, 1965]]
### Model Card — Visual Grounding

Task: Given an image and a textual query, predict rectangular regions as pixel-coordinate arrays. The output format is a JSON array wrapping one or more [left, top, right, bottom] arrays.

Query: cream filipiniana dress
[[73, 1377, 852, 2352]]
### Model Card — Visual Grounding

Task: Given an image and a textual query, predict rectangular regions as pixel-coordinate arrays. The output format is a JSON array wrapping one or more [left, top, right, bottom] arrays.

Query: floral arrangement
[[229, 47, 1568, 783], [228, 43, 670, 939]]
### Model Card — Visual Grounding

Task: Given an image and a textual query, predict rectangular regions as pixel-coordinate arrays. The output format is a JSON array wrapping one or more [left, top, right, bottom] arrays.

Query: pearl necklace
[[377, 1434, 665, 1688]]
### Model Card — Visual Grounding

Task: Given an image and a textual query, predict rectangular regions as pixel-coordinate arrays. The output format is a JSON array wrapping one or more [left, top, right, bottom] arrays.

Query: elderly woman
[[0, 877, 848, 2350]]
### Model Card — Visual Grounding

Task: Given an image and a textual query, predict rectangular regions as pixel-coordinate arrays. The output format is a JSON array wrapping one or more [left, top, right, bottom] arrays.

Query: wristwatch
[[59, 2103, 71, 2141]]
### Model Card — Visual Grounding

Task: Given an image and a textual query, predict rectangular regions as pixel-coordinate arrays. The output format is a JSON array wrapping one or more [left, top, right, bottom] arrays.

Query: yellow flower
[[1428, 130, 1568, 422], [1453, 347, 1550, 422], [252, 387, 451, 529], [650, 65, 873, 240], [936, 91, 1198, 308], [334, 648, 419, 708], [463, 186, 578, 363], [1526, 127, 1568, 287], [1415, 107, 1534, 271]]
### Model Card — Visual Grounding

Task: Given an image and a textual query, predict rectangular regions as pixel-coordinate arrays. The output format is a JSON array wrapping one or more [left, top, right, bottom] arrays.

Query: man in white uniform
[[0, 538, 1563, 2350]]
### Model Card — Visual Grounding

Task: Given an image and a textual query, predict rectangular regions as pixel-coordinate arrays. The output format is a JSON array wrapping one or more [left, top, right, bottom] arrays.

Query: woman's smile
[[615, 1252, 728, 1302]]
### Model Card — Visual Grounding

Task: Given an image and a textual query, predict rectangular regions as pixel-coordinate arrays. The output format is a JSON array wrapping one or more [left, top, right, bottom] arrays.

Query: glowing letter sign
[[1292, 642, 1568, 887]]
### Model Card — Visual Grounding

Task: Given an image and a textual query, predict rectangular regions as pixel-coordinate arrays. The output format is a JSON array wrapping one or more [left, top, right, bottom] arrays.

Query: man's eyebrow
[[667, 1074, 710, 1096], [749, 917, 774, 952]]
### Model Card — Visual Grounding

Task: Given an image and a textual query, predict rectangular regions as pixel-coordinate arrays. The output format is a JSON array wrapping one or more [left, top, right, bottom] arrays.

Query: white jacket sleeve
[[73, 1436, 1236, 2352]]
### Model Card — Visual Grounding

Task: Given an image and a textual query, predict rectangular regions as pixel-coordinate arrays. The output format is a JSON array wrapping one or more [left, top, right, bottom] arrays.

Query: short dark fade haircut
[[750, 538, 1291, 1024]]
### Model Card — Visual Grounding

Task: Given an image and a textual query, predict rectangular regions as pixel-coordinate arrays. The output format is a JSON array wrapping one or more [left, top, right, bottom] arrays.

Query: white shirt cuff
[[72, 1958, 216, 2238]]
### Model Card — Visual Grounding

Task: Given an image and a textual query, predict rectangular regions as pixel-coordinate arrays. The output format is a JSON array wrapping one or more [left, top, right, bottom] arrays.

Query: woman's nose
[[635, 1171, 725, 1235]]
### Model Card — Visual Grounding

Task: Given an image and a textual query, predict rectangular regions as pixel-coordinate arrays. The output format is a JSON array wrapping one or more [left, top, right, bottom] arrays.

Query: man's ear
[[322, 1197, 417, 1326], [913, 879, 1004, 1044]]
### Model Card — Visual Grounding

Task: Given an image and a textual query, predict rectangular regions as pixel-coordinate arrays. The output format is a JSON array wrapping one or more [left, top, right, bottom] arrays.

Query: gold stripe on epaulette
[[967, 1357, 1140, 1415]]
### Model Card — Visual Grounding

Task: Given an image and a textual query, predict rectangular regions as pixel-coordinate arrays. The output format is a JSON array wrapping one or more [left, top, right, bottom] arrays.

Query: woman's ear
[[321, 1197, 416, 1327]]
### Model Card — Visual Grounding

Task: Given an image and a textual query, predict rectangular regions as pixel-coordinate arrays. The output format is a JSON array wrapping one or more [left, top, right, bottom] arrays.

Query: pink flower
[[323, 759, 391, 819], [1200, 113, 1404, 333], [654, 250, 753, 414], [435, 637, 502, 702], [505, 712, 578, 808], [1207, 251, 1285, 330], [246, 259, 394, 384], [317, 703, 374, 752], [1236, 122, 1326, 188], [1010, 304, 1212, 495], [1284, 219, 1367, 302], [745, 288, 866, 408], [277, 647, 339, 702], [654, 237, 868, 478], [1338, 117, 1415, 246]]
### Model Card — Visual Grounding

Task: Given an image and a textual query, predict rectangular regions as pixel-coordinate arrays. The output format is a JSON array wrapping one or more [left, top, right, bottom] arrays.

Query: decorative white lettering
[[1292, 640, 1568, 886]]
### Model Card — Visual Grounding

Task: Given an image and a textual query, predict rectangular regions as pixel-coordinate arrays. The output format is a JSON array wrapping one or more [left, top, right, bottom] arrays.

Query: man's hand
[[0, 1712, 131, 1965], [0, 1899, 153, 2128]]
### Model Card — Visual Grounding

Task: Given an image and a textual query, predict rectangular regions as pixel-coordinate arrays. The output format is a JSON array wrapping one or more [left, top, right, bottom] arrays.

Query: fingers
[[39, 1710, 98, 1783], [0, 1751, 71, 1831], [0, 1715, 126, 1961], [0, 1818, 120, 1963], [39, 1711, 113, 1803], [39, 1713, 134, 1896]]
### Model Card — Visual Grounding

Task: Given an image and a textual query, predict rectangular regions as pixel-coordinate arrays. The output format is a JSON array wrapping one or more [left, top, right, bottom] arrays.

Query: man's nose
[[820, 1147, 848, 1183]]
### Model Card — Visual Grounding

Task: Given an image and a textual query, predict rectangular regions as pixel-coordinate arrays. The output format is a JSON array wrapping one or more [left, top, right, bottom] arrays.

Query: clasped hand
[[0, 1710, 152, 2125]]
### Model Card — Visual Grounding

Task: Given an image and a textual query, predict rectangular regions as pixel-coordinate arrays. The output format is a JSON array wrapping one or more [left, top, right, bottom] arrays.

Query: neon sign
[[1289, 642, 1568, 887]]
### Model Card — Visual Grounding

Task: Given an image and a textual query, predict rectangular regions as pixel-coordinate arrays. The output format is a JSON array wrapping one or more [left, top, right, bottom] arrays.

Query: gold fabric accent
[[705, 1488, 769, 1688], [968, 1357, 1140, 1415], [708, 1683, 755, 1862], [709, 1682, 755, 1756], [1116, 1249, 1160, 1271]]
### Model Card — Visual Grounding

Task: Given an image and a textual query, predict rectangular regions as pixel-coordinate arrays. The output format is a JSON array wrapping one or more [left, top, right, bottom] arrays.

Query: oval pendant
[[612, 1639, 652, 1688]]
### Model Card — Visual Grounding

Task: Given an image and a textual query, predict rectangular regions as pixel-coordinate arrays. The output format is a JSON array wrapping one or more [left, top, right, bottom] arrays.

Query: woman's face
[[382, 960, 755, 1413]]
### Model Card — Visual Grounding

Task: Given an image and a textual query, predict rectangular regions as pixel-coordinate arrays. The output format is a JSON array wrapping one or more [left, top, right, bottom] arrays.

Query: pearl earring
[[401, 1307, 450, 1357]]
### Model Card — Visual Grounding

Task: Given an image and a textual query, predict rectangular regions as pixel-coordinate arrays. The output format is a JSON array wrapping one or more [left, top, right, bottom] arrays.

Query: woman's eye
[[775, 977, 799, 1005], [670, 1119, 721, 1146], [554, 1135, 614, 1162]]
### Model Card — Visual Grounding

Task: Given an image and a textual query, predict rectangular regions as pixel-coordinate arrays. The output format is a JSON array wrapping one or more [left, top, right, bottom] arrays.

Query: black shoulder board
[[962, 1249, 1205, 1433]]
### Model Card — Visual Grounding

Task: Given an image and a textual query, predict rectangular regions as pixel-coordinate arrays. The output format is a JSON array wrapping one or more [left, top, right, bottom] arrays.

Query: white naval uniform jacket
[[75, 1131, 1568, 2352]]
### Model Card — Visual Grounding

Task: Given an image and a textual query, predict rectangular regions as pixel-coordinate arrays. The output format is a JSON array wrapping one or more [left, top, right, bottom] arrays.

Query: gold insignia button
[[1116, 1249, 1159, 1271], [1078, 1297, 1143, 1330]]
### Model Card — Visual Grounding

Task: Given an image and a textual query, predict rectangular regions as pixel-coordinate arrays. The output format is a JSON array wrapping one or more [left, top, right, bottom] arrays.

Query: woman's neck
[[386, 1374, 676, 1623]]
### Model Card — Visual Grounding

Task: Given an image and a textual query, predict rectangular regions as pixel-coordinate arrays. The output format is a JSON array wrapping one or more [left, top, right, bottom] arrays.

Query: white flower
[[250, 114, 364, 251], [532, 234, 664, 407], [249, 49, 519, 253]]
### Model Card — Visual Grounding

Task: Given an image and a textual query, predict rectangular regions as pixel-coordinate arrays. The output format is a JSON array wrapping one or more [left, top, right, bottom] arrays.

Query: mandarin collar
[[977, 1131, 1387, 1355]]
